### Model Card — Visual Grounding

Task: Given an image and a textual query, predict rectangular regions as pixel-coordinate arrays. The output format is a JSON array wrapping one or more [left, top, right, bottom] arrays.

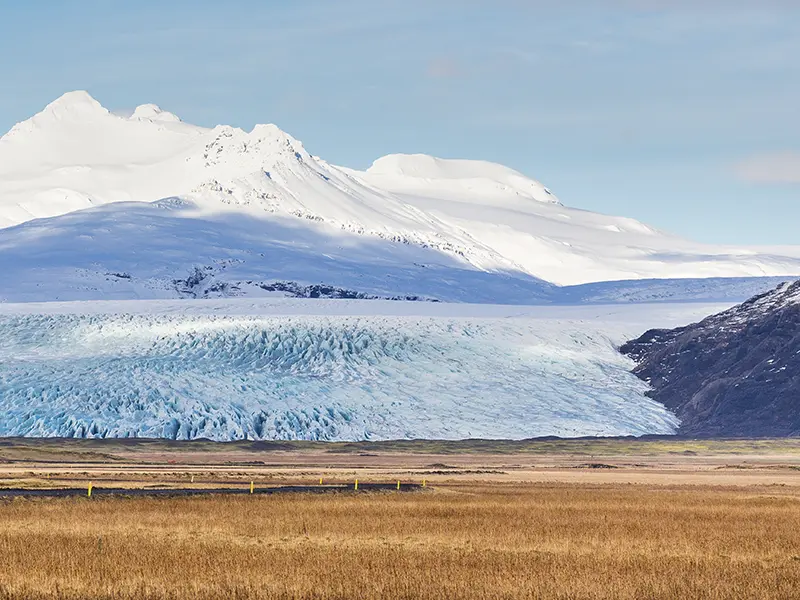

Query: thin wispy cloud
[[426, 57, 463, 79], [736, 153, 800, 184]]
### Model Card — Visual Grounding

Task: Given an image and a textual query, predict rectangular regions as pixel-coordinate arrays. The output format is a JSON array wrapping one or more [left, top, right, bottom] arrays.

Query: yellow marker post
[[319, 477, 323, 485], [250, 481, 254, 495], [87, 482, 93, 498], [397, 480, 401, 490], [422, 479, 426, 488], [354, 479, 358, 491]]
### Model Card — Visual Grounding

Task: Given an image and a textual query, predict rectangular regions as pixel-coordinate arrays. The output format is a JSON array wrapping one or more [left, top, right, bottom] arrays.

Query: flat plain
[[1, 437, 800, 599]]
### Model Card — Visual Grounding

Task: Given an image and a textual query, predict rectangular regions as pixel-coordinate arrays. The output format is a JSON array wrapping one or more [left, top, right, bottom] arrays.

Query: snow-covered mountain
[[1, 90, 799, 304]]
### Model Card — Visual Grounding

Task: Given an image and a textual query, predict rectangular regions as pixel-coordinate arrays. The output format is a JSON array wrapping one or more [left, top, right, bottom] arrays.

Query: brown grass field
[[1, 438, 800, 599]]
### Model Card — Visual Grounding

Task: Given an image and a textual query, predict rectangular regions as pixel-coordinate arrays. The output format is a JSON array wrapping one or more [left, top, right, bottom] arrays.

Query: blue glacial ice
[[0, 311, 680, 440]]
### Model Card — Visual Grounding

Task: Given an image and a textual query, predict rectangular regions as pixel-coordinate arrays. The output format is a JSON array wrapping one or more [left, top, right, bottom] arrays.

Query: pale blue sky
[[0, 1, 798, 244]]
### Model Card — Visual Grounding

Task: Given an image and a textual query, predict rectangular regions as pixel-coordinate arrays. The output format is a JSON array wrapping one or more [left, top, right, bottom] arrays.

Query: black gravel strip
[[0, 483, 424, 499]]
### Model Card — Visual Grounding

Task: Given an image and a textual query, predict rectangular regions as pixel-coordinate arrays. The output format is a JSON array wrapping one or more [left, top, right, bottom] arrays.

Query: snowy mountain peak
[[366, 153, 562, 206], [130, 103, 182, 123], [194, 123, 312, 176], [248, 123, 310, 159], [727, 278, 800, 320], [2, 91, 109, 139], [41, 90, 107, 118]]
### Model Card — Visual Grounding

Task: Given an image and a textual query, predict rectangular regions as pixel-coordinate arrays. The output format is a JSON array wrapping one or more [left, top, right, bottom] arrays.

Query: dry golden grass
[[1, 484, 799, 599]]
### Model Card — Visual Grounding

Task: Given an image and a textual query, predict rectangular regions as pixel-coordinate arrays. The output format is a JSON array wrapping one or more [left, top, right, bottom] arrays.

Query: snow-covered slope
[[0, 300, 723, 440], [1, 195, 788, 304], [0, 198, 556, 304], [1, 90, 799, 304]]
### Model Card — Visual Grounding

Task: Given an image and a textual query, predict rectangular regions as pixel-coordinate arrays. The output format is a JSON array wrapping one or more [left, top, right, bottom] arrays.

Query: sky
[[0, 0, 798, 245]]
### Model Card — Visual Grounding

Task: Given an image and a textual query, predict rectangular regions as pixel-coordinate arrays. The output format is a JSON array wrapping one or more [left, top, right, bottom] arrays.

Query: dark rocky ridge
[[621, 280, 800, 437]]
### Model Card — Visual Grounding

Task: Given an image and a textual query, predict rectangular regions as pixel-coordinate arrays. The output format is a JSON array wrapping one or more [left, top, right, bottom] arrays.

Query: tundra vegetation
[[1, 483, 799, 599]]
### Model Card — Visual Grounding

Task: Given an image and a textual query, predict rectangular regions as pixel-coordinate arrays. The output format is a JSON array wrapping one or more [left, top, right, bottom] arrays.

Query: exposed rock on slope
[[621, 280, 800, 436]]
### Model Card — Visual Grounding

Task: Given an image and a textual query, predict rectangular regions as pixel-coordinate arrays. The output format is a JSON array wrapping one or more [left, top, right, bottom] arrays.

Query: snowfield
[[0, 300, 725, 440], [0, 196, 789, 305], [0, 91, 798, 304]]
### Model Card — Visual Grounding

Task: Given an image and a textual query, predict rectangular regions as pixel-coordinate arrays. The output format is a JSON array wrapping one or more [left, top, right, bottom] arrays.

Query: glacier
[[0, 300, 723, 441]]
